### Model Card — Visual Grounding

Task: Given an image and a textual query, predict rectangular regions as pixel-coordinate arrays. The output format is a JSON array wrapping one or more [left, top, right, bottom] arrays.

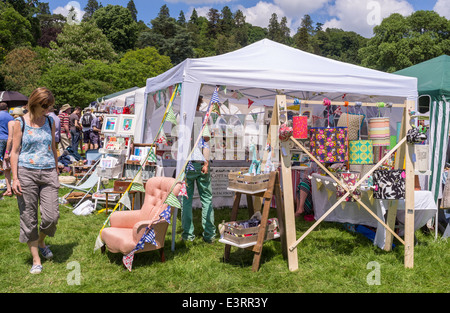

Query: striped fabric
[[58, 112, 69, 134], [428, 99, 450, 202]]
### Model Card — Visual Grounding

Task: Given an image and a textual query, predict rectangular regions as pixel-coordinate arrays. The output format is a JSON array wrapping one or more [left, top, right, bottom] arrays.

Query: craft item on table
[[264, 144, 276, 173], [335, 171, 361, 202], [414, 144, 429, 172], [278, 123, 293, 142], [349, 140, 374, 164], [293, 115, 308, 139], [368, 117, 390, 146], [248, 143, 261, 175], [373, 169, 405, 199], [337, 113, 365, 141], [406, 126, 427, 144], [309, 127, 348, 163]]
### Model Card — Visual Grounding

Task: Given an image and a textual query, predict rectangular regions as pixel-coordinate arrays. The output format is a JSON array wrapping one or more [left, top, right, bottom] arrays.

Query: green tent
[[395, 55, 450, 205]]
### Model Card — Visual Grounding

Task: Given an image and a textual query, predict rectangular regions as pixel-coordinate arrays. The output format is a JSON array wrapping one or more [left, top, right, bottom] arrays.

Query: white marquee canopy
[[144, 39, 418, 174]]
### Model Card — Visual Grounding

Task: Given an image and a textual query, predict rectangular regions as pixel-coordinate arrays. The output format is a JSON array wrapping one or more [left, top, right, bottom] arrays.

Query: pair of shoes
[[203, 237, 215, 244], [38, 245, 53, 260], [30, 264, 43, 274]]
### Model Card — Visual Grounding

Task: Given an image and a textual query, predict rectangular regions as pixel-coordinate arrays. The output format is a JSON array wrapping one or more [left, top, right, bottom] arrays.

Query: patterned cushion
[[337, 113, 365, 141]]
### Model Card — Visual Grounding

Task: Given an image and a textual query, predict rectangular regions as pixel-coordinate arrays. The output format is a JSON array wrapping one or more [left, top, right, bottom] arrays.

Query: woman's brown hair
[[27, 87, 55, 117]]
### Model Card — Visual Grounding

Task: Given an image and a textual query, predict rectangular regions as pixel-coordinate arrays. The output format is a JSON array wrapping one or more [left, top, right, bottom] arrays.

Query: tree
[[82, 0, 100, 21], [92, 4, 139, 52], [359, 11, 450, 72], [138, 5, 194, 64], [0, 3, 34, 58], [49, 22, 117, 65], [177, 10, 186, 27], [267, 13, 281, 42], [218, 6, 234, 37], [233, 9, 248, 46], [294, 15, 314, 52], [207, 8, 220, 39], [0, 47, 44, 95], [279, 16, 291, 45], [127, 0, 137, 22]]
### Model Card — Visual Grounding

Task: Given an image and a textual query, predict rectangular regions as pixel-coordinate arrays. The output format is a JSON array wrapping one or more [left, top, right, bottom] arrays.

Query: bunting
[[223, 99, 229, 109], [178, 181, 188, 198], [248, 98, 254, 108], [130, 171, 145, 193], [165, 193, 181, 208], [156, 131, 167, 145], [186, 161, 195, 172], [147, 148, 157, 163], [119, 191, 132, 209], [166, 106, 177, 125], [160, 206, 172, 224]]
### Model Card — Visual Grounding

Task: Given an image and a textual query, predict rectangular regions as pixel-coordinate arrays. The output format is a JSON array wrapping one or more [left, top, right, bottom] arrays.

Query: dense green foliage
[[0, 0, 449, 107]]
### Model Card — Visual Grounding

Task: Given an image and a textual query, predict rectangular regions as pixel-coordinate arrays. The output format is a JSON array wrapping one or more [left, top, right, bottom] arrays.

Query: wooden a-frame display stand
[[223, 171, 286, 272], [275, 94, 417, 270]]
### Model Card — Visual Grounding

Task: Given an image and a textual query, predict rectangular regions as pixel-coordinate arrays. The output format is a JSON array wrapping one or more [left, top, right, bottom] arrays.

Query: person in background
[[0, 102, 14, 196], [81, 108, 93, 151], [47, 107, 60, 153], [69, 106, 82, 156], [90, 114, 103, 150], [58, 104, 71, 155], [181, 96, 215, 244], [3, 107, 25, 196], [10, 87, 59, 275]]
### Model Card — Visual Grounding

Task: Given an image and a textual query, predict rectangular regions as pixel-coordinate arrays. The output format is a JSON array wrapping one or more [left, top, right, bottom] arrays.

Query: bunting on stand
[[248, 98, 254, 108], [130, 170, 145, 193]]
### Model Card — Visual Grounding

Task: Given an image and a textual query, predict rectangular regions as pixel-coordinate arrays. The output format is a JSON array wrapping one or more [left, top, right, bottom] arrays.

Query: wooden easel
[[223, 171, 286, 272]]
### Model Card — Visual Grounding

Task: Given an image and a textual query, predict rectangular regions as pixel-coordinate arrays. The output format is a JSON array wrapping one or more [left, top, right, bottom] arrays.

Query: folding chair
[[60, 166, 103, 209]]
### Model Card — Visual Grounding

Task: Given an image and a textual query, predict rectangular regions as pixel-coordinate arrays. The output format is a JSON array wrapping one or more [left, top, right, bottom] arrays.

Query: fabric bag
[[373, 169, 405, 199]]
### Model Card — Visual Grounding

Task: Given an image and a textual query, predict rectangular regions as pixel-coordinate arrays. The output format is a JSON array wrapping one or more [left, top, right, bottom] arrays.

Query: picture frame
[[118, 114, 136, 135], [102, 115, 119, 133]]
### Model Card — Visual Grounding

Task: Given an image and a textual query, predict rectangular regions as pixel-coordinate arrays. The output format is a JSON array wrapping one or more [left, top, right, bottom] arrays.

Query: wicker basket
[[66, 192, 92, 204], [223, 218, 278, 245], [228, 171, 270, 192]]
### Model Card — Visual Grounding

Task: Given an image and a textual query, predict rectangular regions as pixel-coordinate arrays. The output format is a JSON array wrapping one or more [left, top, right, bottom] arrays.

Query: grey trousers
[[17, 167, 60, 243]]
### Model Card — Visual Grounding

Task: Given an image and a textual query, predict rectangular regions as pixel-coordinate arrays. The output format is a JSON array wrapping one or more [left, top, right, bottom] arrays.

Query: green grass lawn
[[0, 182, 449, 293]]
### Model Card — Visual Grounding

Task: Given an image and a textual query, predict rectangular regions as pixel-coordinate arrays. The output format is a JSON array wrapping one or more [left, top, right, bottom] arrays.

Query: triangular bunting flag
[[160, 206, 172, 224], [165, 193, 181, 208], [327, 189, 333, 200], [186, 161, 195, 172], [156, 131, 167, 145], [147, 148, 157, 163], [178, 181, 188, 198], [210, 89, 220, 104], [237, 91, 244, 100], [317, 181, 323, 190], [123, 252, 135, 271], [223, 99, 229, 109], [191, 146, 206, 162], [119, 191, 132, 210], [248, 98, 254, 108], [130, 171, 146, 192], [251, 113, 258, 123], [166, 106, 177, 125], [93, 234, 104, 252]]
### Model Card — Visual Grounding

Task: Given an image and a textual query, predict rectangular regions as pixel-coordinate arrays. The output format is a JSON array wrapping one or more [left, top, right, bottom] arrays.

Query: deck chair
[[60, 167, 102, 208]]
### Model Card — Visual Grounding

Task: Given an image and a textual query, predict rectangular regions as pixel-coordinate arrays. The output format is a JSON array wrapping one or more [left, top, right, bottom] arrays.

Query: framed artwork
[[102, 115, 118, 133], [118, 114, 136, 135]]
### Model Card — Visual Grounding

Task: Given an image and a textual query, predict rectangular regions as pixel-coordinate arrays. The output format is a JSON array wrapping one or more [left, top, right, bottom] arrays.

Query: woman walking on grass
[[10, 87, 60, 275]]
